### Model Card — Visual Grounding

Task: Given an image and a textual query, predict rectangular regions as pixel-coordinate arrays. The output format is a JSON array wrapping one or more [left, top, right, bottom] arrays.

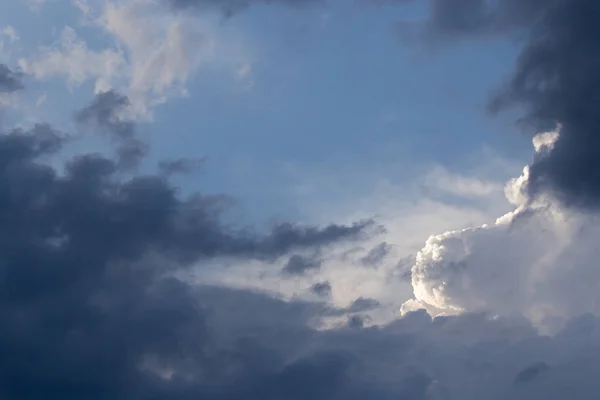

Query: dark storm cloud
[[163, 0, 600, 208], [402, 0, 600, 208], [3, 114, 600, 400], [390, 0, 546, 43], [0, 89, 381, 399], [489, 1, 600, 208], [261, 220, 376, 258], [0, 64, 24, 93]]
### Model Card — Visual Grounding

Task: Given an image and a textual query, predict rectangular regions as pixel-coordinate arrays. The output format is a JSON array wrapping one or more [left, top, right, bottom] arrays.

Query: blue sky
[[0, 0, 530, 226]]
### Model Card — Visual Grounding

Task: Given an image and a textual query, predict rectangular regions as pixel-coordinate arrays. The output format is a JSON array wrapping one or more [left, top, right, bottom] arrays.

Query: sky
[[2, 0, 600, 399]]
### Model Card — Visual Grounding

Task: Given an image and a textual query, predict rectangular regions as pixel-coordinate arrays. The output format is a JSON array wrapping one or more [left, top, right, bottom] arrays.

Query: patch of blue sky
[[143, 0, 530, 224]]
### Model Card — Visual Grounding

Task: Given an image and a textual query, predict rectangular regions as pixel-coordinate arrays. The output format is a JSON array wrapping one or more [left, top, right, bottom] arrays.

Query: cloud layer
[[0, 82, 384, 398], [4, 1, 600, 398]]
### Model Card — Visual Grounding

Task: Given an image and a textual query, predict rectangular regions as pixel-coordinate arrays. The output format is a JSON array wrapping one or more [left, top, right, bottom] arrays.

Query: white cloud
[[209, 131, 600, 334], [0, 26, 18, 43], [189, 155, 516, 327], [0, 25, 19, 63], [423, 165, 504, 198], [405, 128, 600, 333], [19, 26, 125, 92], [18, 0, 252, 117], [101, 1, 214, 115]]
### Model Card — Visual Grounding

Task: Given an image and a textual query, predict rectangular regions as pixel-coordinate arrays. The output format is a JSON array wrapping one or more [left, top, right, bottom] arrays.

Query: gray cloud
[[489, 1, 600, 208], [395, 0, 545, 41], [163, 0, 600, 209], [0, 64, 24, 93], [345, 297, 380, 313], [282, 254, 322, 275], [0, 89, 381, 399], [311, 281, 331, 296], [399, 1, 600, 208], [1, 89, 600, 400], [7, 4, 600, 398], [158, 157, 206, 176], [75, 90, 147, 169], [514, 362, 551, 385], [360, 242, 391, 267]]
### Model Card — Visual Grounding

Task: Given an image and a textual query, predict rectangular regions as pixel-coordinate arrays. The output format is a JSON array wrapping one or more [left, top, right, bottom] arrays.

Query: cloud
[[423, 165, 504, 199], [490, 2, 600, 209], [0, 26, 18, 44], [0, 26, 19, 64], [0, 83, 387, 398], [0, 64, 24, 109], [311, 281, 332, 296], [392, 0, 544, 43], [204, 151, 515, 328], [8, 2, 600, 398], [74, 89, 147, 168], [282, 254, 322, 275], [405, 130, 600, 334], [0, 64, 24, 93], [397, 1, 600, 209], [18, 26, 125, 92], [158, 157, 206, 176], [360, 241, 392, 267], [19, 1, 220, 117]]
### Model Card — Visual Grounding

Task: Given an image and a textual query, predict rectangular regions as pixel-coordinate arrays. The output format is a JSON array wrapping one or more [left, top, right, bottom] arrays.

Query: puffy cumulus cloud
[[240, 151, 517, 324], [19, 0, 252, 117], [406, 129, 600, 333]]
